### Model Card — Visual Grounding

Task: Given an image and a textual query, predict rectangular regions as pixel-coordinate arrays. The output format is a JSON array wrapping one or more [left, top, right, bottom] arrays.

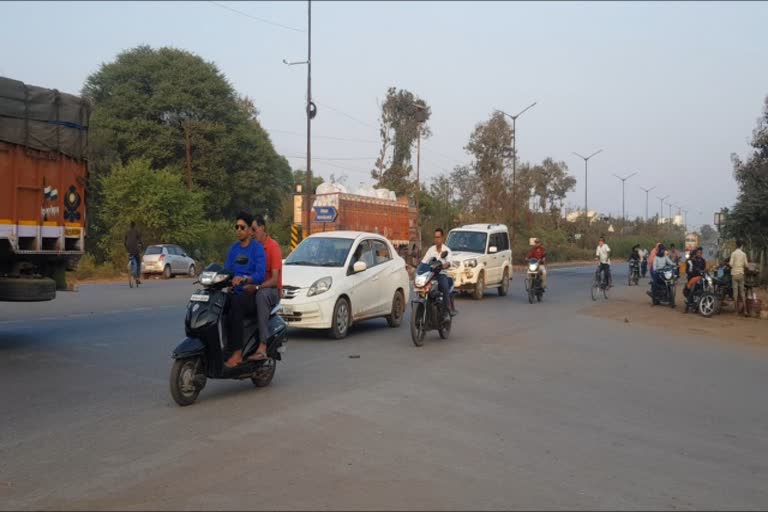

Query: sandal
[[247, 351, 268, 362]]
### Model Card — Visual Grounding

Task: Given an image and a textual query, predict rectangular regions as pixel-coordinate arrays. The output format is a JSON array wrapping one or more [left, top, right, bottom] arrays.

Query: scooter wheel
[[170, 357, 203, 406], [251, 359, 276, 388]]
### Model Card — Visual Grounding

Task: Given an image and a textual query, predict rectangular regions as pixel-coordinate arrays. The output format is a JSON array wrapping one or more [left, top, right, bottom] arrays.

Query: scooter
[[648, 264, 678, 308], [525, 258, 545, 303], [169, 263, 287, 406], [410, 252, 453, 347]]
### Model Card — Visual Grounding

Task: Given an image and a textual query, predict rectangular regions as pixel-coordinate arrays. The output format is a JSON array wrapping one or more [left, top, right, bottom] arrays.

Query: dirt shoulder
[[581, 284, 768, 347]]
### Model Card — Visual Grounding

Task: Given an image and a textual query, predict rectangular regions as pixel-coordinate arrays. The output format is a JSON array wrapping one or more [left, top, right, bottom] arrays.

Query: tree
[[700, 224, 717, 242], [292, 169, 324, 193], [371, 87, 431, 197], [522, 158, 576, 213], [96, 159, 206, 266], [726, 95, 768, 257], [464, 112, 513, 218], [83, 45, 292, 221]]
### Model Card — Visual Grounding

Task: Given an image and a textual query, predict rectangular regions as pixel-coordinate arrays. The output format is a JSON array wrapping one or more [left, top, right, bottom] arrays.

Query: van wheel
[[498, 268, 509, 296], [329, 297, 351, 339], [386, 290, 405, 327], [163, 265, 172, 279], [473, 271, 485, 300]]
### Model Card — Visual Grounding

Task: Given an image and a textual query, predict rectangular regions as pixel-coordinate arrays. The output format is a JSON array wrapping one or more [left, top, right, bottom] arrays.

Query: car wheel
[[163, 265, 171, 279], [329, 297, 351, 339], [473, 271, 485, 300], [386, 290, 405, 328], [498, 268, 509, 296], [188, 264, 196, 277]]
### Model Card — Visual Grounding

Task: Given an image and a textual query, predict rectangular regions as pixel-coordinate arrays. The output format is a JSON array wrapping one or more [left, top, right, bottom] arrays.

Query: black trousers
[[227, 292, 258, 352]]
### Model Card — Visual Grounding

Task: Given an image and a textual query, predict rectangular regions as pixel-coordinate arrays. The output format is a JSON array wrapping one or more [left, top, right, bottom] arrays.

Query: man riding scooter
[[224, 211, 266, 368], [422, 228, 457, 318], [526, 238, 547, 290]]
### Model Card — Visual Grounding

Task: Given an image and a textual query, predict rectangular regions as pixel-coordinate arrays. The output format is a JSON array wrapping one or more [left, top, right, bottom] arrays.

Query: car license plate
[[190, 294, 209, 302], [281, 305, 294, 315]]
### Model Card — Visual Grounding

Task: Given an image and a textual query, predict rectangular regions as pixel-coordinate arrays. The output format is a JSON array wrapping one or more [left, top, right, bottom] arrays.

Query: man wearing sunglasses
[[224, 211, 266, 368]]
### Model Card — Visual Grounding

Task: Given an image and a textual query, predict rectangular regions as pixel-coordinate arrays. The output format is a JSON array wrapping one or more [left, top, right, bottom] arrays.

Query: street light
[[657, 194, 670, 223], [612, 171, 638, 222], [496, 102, 537, 242], [283, 0, 314, 237], [639, 185, 656, 222], [573, 149, 604, 232]]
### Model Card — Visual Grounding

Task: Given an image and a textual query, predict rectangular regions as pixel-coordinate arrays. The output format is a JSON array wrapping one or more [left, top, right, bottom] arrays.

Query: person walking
[[729, 240, 749, 317]]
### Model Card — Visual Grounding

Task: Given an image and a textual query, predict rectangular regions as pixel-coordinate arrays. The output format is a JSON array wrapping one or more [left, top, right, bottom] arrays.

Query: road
[[1, 267, 767, 510]]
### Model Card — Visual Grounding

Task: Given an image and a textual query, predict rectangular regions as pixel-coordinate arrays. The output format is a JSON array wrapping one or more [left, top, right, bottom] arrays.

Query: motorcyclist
[[595, 236, 612, 287], [422, 228, 456, 318], [684, 247, 707, 308], [649, 244, 672, 297], [526, 238, 547, 290]]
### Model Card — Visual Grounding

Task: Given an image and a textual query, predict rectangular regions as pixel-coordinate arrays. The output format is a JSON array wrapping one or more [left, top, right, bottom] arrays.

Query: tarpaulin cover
[[0, 76, 89, 160]]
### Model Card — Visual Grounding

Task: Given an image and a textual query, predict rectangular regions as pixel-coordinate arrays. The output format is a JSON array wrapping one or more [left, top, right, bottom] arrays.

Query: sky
[[2, 1, 767, 232]]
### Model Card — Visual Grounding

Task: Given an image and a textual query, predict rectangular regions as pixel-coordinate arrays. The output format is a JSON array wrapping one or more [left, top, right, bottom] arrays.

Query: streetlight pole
[[639, 185, 656, 222], [496, 102, 537, 242], [283, 1, 314, 237], [573, 149, 604, 234], [612, 171, 638, 223], [657, 195, 669, 223]]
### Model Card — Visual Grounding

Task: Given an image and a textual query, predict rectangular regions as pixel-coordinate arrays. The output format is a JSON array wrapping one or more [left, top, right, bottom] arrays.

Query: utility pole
[[612, 171, 638, 224], [657, 195, 669, 223], [639, 185, 656, 222], [573, 149, 604, 235], [496, 102, 537, 243], [413, 103, 428, 252], [283, 1, 314, 237]]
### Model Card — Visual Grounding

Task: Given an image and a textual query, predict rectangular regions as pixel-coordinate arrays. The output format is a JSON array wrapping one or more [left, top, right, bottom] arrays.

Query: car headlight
[[464, 258, 478, 268], [307, 276, 332, 297], [414, 274, 429, 288]]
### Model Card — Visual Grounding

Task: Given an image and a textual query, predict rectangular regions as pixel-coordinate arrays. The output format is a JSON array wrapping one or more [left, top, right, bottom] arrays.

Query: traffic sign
[[313, 206, 338, 223]]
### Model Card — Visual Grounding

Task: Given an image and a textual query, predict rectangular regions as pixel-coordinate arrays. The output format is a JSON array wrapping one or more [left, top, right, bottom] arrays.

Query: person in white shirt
[[595, 236, 612, 287], [421, 228, 456, 316]]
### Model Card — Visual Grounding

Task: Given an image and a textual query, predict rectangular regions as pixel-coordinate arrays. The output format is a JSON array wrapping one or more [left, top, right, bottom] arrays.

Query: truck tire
[[0, 277, 56, 302]]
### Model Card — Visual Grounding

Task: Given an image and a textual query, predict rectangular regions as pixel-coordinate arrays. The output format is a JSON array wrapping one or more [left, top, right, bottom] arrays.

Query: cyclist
[[595, 236, 612, 288]]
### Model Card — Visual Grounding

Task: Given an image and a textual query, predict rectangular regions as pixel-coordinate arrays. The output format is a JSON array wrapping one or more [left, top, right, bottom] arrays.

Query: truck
[[294, 191, 417, 253], [0, 76, 89, 301]]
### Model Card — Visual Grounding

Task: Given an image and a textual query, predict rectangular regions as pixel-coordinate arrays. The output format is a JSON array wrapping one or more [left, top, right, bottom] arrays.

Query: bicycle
[[128, 255, 141, 288], [591, 264, 610, 300]]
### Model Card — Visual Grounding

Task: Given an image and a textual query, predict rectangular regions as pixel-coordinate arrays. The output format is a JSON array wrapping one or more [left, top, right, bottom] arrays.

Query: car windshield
[[285, 237, 354, 267], [446, 231, 487, 254], [145, 246, 163, 255]]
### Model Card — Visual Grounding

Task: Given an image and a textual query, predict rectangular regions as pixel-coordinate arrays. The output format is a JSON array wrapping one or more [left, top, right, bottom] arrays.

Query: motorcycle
[[169, 263, 287, 406], [628, 258, 640, 286], [410, 252, 453, 347], [525, 258, 545, 303], [683, 271, 718, 317], [648, 264, 678, 307]]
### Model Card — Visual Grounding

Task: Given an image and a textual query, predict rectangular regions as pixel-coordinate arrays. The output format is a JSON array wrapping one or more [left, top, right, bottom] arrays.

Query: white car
[[141, 244, 197, 279], [445, 224, 512, 299], [280, 231, 410, 339]]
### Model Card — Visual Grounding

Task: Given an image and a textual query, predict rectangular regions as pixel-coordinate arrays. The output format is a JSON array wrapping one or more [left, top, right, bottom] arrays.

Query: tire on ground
[[0, 277, 56, 302]]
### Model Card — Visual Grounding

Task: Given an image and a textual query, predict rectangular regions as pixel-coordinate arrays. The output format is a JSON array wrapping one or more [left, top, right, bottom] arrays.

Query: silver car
[[141, 244, 197, 279]]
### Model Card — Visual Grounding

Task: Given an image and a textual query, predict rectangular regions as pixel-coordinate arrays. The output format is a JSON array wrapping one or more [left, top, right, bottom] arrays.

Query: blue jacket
[[225, 240, 266, 294]]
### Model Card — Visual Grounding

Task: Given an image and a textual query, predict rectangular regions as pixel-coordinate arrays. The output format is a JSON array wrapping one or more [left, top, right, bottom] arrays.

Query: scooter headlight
[[414, 274, 429, 288]]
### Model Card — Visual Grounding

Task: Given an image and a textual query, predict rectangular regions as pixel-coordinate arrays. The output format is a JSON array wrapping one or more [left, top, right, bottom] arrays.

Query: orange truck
[[295, 192, 416, 249], [0, 76, 88, 301]]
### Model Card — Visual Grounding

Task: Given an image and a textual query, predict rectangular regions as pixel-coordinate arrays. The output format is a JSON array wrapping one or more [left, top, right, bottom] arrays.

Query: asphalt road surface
[[1, 266, 767, 510]]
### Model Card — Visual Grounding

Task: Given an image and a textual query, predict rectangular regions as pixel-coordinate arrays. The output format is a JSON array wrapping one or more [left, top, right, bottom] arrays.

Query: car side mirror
[[489, 246, 498, 254], [353, 261, 367, 273]]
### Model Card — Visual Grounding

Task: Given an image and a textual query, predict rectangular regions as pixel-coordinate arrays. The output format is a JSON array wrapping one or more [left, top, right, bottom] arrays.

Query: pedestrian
[[729, 240, 749, 317]]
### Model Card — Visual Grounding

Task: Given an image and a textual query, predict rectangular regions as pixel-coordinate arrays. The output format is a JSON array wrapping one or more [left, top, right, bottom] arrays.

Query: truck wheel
[[0, 277, 56, 302], [473, 271, 485, 300], [498, 268, 509, 296]]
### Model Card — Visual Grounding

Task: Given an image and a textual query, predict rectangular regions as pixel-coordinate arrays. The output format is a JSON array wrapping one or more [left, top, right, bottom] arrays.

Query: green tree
[[83, 45, 292, 222], [464, 112, 514, 218], [292, 169, 324, 193], [96, 159, 206, 266], [371, 87, 431, 197]]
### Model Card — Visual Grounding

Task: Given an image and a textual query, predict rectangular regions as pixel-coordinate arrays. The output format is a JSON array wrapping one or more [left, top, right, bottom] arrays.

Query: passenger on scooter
[[526, 238, 547, 289], [244, 214, 282, 362], [422, 227, 456, 317], [224, 211, 266, 368]]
